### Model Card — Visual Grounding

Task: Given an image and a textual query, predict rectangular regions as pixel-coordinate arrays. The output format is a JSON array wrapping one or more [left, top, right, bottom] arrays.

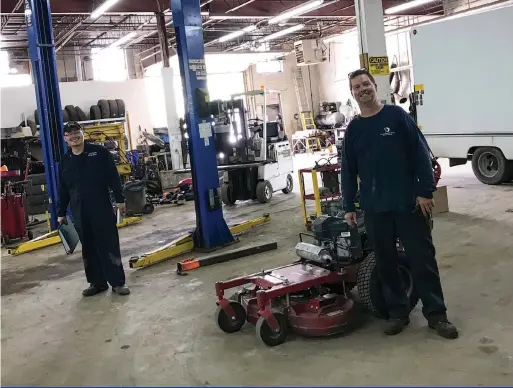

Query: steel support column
[[354, 0, 391, 104], [156, 11, 170, 68], [25, 0, 67, 230], [170, 0, 234, 249]]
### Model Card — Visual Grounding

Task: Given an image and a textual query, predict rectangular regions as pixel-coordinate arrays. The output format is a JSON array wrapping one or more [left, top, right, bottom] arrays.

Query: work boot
[[82, 284, 109, 297], [429, 319, 459, 339], [112, 285, 130, 295], [384, 318, 410, 336]]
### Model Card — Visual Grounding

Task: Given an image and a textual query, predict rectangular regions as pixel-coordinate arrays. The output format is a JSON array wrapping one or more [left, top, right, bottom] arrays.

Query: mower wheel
[[215, 301, 246, 333], [256, 311, 289, 347], [282, 174, 293, 194], [356, 251, 419, 319], [142, 203, 155, 214], [221, 183, 236, 205], [256, 180, 273, 203], [27, 230, 34, 240]]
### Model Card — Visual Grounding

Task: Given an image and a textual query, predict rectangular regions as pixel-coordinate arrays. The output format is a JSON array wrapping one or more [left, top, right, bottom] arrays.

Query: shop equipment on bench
[[214, 209, 419, 346]]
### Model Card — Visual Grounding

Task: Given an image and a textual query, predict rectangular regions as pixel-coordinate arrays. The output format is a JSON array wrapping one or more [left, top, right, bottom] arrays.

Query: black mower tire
[[98, 99, 110, 119], [215, 301, 246, 333], [90, 105, 101, 120], [65, 105, 79, 122], [221, 183, 236, 206], [62, 109, 70, 123], [256, 310, 289, 347], [108, 100, 119, 118], [75, 106, 88, 121], [142, 203, 154, 214], [282, 174, 293, 194], [116, 99, 126, 117], [256, 180, 273, 203], [471, 147, 509, 185], [356, 251, 419, 319]]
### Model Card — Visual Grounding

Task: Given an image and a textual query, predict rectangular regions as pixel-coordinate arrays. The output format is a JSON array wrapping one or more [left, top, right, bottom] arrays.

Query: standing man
[[341, 69, 458, 339], [58, 122, 130, 296]]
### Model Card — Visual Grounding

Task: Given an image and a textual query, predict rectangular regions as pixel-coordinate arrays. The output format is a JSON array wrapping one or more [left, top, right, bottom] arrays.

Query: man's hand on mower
[[416, 196, 434, 216], [57, 216, 67, 225], [115, 203, 126, 217], [344, 211, 357, 225]]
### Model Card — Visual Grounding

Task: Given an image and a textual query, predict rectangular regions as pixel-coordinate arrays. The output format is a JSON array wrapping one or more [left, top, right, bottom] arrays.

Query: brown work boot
[[429, 319, 459, 339], [82, 284, 109, 297], [384, 318, 410, 336], [112, 285, 130, 295]]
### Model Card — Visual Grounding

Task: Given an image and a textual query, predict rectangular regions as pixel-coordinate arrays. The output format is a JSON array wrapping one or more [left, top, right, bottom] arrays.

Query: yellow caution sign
[[368, 56, 390, 76]]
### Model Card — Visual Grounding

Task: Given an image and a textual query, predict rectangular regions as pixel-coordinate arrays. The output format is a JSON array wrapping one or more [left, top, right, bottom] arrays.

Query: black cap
[[63, 121, 83, 134]]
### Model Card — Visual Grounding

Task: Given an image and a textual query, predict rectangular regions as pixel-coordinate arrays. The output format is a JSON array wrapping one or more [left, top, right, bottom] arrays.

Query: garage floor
[[2, 158, 512, 385]]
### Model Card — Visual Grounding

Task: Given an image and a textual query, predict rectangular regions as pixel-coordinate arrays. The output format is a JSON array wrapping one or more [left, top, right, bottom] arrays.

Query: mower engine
[[295, 212, 369, 269]]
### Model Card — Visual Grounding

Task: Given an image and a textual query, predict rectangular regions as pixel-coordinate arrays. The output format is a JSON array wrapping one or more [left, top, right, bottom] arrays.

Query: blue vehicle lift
[[170, 0, 234, 249], [25, 0, 66, 231]]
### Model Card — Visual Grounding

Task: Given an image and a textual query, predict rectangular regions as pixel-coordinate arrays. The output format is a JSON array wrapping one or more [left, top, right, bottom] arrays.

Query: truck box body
[[410, 5, 513, 183]]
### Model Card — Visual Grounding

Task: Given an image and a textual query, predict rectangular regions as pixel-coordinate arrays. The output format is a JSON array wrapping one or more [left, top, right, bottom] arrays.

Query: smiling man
[[58, 122, 129, 297], [341, 69, 458, 339]]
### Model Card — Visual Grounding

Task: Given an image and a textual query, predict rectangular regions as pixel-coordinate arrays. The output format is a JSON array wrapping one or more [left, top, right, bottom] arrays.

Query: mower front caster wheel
[[256, 311, 289, 346], [215, 301, 246, 333], [142, 203, 154, 214]]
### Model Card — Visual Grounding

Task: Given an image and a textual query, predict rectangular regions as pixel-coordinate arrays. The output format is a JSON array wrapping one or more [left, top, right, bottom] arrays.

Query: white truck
[[410, 4, 513, 185]]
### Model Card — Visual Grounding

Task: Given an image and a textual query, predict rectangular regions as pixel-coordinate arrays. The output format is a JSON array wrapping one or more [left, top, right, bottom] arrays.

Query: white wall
[[0, 79, 155, 141]]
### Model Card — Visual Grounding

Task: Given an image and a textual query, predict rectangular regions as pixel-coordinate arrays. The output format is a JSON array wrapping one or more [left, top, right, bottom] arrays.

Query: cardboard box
[[432, 185, 449, 214]]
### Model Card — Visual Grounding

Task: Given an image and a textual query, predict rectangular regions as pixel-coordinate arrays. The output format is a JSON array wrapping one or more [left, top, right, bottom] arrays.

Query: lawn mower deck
[[214, 211, 420, 346]]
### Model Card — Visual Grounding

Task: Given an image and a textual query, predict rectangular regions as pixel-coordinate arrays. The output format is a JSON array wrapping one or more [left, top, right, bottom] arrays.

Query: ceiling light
[[91, 0, 122, 20], [259, 24, 305, 42], [385, 0, 438, 14], [218, 25, 257, 43], [109, 31, 137, 49], [268, 0, 324, 24]]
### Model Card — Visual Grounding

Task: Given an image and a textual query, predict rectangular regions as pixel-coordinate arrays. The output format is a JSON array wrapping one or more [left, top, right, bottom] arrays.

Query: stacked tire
[[26, 173, 49, 216], [91, 99, 125, 120]]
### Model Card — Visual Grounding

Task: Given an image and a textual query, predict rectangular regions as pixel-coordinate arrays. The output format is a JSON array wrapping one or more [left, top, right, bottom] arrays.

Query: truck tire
[[221, 183, 236, 205], [90, 105, 101, 120], [62, 109, 70, 123], [256, 180, 273, 203], [116, 99, 126, 117], [26, 184, 45, 196], [28, 173, 47, 186], [34, 109, 39, 125], [471, 147, 509, 185], [356, 251, 419, 319], [98, 99, 110, 119], [75, 106, 88, 121], [108, 100, 118, 118], [65, 105, 79, 121]]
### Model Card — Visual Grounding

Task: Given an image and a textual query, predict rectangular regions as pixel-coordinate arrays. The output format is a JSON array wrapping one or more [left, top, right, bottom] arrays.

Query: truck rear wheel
[[471, 147, 509, 185]]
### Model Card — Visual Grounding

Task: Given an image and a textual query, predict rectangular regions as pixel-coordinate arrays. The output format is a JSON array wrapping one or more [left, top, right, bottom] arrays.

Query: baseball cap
[[63, 121, 83, 134]]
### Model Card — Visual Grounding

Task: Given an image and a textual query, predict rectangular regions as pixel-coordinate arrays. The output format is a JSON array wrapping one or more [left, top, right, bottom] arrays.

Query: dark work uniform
[[341, 104, 447, 323], [58, 142, 125, 288]]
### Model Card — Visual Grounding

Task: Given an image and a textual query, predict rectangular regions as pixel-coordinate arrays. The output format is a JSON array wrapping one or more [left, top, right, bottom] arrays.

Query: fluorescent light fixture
[[91, 0, 121, 20], [259, 24, 305, 42], [109, 31, 137, 49], [218, 25, 257, 43], [268, 0, 323, 24], [385, 0, 438, 14]]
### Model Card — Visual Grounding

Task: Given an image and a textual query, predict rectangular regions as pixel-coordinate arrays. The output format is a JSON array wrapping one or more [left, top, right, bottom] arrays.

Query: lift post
[[170, 0, 234, 249], [25, 0, 67, 230]]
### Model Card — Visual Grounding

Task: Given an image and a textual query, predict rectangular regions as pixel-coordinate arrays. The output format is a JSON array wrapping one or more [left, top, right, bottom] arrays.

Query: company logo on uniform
[[381, 127, 395, 136], [88, 152, 98, 156]]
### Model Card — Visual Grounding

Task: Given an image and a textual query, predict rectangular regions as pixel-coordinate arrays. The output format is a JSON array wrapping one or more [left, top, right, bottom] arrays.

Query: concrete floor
[[2, 157, 513, 385]]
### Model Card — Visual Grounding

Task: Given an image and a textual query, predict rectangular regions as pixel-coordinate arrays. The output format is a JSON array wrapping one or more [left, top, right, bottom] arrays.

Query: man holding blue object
[[341, 69, 458, 339], [58, 121, 130, 297]]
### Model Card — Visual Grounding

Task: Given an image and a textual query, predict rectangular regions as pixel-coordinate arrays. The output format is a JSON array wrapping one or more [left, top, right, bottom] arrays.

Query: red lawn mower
[[214, 211, 420, 346]]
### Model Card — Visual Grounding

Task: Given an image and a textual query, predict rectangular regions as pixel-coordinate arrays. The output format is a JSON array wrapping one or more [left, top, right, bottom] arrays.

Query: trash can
[[123, 181, 148, 216]]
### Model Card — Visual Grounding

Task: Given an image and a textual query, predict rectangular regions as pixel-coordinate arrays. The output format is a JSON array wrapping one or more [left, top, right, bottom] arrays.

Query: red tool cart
[[1, 170, 33, 245]]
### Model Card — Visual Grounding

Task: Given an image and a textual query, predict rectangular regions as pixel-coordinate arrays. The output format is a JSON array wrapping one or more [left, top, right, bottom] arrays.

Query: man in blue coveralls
[[58, 122, 130, 297], [341, 69, 458, 339]]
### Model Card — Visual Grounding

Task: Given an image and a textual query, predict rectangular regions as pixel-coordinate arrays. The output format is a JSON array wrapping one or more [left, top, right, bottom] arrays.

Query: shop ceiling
[[1, 0, 445, 60]]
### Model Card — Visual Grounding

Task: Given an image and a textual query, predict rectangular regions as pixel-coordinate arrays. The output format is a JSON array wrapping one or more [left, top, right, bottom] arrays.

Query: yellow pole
[[298, 170, 308, 227], [311, 169, 322, 216]]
